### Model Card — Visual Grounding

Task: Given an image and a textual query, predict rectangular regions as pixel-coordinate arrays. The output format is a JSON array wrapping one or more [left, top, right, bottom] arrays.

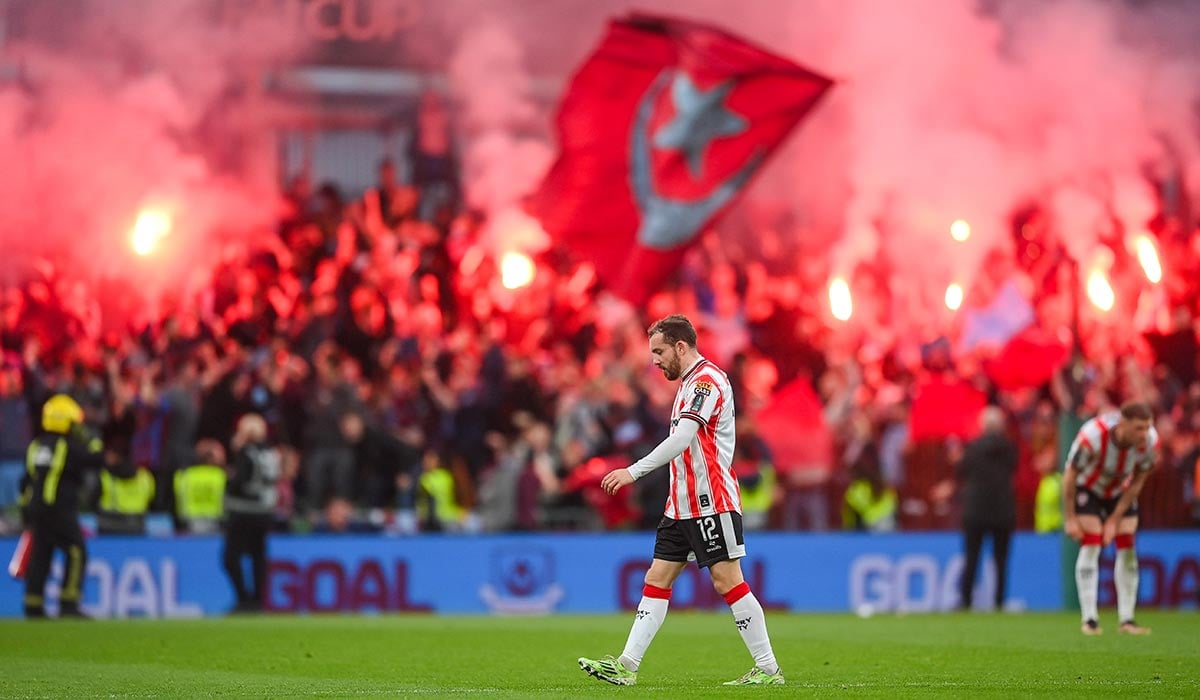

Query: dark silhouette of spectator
[[953, 406, 1018, 611], [300, 344, 361, 513], [223, 414, 281, 613], [339, 410, 419, 508]]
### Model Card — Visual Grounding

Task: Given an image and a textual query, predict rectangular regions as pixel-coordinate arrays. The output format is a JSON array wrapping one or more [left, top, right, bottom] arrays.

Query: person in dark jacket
[[222, 414, 281, 613], [955, 406, 1018, 610], [339, 411, 419, 509], [20, 394, 104, 618]]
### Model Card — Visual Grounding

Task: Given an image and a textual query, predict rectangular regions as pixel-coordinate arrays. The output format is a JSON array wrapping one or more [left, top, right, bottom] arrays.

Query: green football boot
[[723, 666, 785, 686], [578, 655, 637, 686]]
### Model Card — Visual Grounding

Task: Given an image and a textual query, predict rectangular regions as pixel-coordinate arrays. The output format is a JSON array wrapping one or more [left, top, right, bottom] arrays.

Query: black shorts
[[653, 512, 746, 569], [1075, 489, 1138, 520]]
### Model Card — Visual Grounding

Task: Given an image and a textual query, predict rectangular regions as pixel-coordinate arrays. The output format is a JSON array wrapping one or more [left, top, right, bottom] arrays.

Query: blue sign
[[0, 532, 1193, 618]]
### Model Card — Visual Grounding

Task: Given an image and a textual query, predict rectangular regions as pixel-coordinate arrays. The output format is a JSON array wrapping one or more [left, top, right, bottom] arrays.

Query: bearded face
[[649, 333, 683, 380], [1116, 417, 1152, 449]]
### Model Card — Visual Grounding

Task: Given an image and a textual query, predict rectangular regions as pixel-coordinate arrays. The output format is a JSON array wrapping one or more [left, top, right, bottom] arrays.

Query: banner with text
[[0, 532, 1195, 618]]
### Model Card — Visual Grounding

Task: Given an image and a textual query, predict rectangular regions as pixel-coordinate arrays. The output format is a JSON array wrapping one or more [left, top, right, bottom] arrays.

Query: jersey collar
[[680, 355, 709, 382]]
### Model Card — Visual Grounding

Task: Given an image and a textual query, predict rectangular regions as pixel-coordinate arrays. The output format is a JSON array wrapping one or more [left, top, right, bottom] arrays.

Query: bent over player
[[578, 314, 783, 686], [1063, 401, 1156, 636]]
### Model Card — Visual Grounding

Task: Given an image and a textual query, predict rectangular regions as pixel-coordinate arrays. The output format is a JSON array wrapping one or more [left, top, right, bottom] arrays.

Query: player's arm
[[1107, 465, 1152, 524], [1101, 466, 1152, 547], [1061, 465, 1080, 539], [1061, 431, 1091, 540], [601, 420, 701, 495]]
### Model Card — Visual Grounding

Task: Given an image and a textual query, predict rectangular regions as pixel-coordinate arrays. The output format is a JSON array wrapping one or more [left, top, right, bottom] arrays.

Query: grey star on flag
[[652, 72, 747, 179]]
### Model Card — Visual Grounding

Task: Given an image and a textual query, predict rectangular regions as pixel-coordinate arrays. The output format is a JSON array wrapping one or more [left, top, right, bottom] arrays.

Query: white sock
[[1115, 543, 1139, 623], [618, 586, 670, 672], [1075, 543, 1101, 623], [726, 583, 779, 675]]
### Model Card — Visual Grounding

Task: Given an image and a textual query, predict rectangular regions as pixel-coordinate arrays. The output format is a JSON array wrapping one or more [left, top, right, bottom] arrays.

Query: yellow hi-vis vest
[[99, 468, 155, 515], [740, 464, 776, 516], [418, 468, 463, 524], [174, 464, 227, 521], [1035, 472, 1063, 533], [842, 479, 898, 531]]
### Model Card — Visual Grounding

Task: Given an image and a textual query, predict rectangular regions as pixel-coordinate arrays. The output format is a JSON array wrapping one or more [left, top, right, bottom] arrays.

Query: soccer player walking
[[1062, 401, 1156, 636], [578, 315, 783, 686]]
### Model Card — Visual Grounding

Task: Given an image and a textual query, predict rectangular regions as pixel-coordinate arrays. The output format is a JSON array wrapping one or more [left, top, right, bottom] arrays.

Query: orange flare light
[[500, 252, 535, 290], [829, 277, 853, 321], [1135, 235, 1162, 284], [950, 219, 971, 242], [131, 209, 172, 256], [1087, 270, 1115, 312], [945, 283, 964, 311]]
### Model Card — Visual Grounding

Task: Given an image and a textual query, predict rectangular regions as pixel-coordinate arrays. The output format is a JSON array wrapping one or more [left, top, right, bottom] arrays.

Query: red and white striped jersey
[[1065, 412, 1158, 498], [664, 357, 740, 520]]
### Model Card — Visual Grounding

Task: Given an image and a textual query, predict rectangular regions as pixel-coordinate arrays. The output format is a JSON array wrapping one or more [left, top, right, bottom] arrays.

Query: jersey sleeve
[[679, 373, 722, 425], [1064, 428, 1094, 473], [1135, 432, 1159, 473]]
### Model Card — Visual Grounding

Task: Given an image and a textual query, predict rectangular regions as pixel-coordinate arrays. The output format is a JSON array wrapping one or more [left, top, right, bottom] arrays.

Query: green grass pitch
[[1, 611, 1197, 698]]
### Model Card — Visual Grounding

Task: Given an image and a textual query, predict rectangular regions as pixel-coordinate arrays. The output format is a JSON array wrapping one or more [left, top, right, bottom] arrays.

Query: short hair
[[235, 413, 268, 443], [1120, 401, 1153, 422], [979, 406, 1006, 435], [195, 438, 226, 466], [647, 314, 697, 348]]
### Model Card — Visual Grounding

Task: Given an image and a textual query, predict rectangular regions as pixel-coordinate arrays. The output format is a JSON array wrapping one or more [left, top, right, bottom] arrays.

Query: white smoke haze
[[6, 0, 1200, 332]]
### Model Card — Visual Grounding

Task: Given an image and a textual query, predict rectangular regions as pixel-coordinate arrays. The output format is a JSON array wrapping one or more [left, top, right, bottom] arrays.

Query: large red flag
[[532, 14, 832, 303], [910, 375, 987, 441], [983, 329, 1070, 391]]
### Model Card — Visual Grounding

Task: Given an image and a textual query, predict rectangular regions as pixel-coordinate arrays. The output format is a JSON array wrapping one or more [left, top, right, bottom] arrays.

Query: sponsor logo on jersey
[[693, 380, 713, 396]]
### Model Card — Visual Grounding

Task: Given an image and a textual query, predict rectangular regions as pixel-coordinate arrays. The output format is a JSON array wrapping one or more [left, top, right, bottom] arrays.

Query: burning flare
[[829, 277, 853, 321], [500, 252, 535, 290], [131, 209, 172, 257], [1086, 269, 1115, 312], [950, 219, 971, 243], [945, 283, 964, 311], [1134, 234, 1162, 284]]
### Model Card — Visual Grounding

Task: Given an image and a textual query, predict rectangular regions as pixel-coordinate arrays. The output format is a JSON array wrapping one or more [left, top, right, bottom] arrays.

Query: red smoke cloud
[[0, 0, 307, 288], [436, 0, 1200, 328], [6, 0, 1200, 325]]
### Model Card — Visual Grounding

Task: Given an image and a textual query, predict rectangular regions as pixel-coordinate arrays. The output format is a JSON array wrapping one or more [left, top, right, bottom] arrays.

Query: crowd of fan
[[1, 160, 1198, 535]]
